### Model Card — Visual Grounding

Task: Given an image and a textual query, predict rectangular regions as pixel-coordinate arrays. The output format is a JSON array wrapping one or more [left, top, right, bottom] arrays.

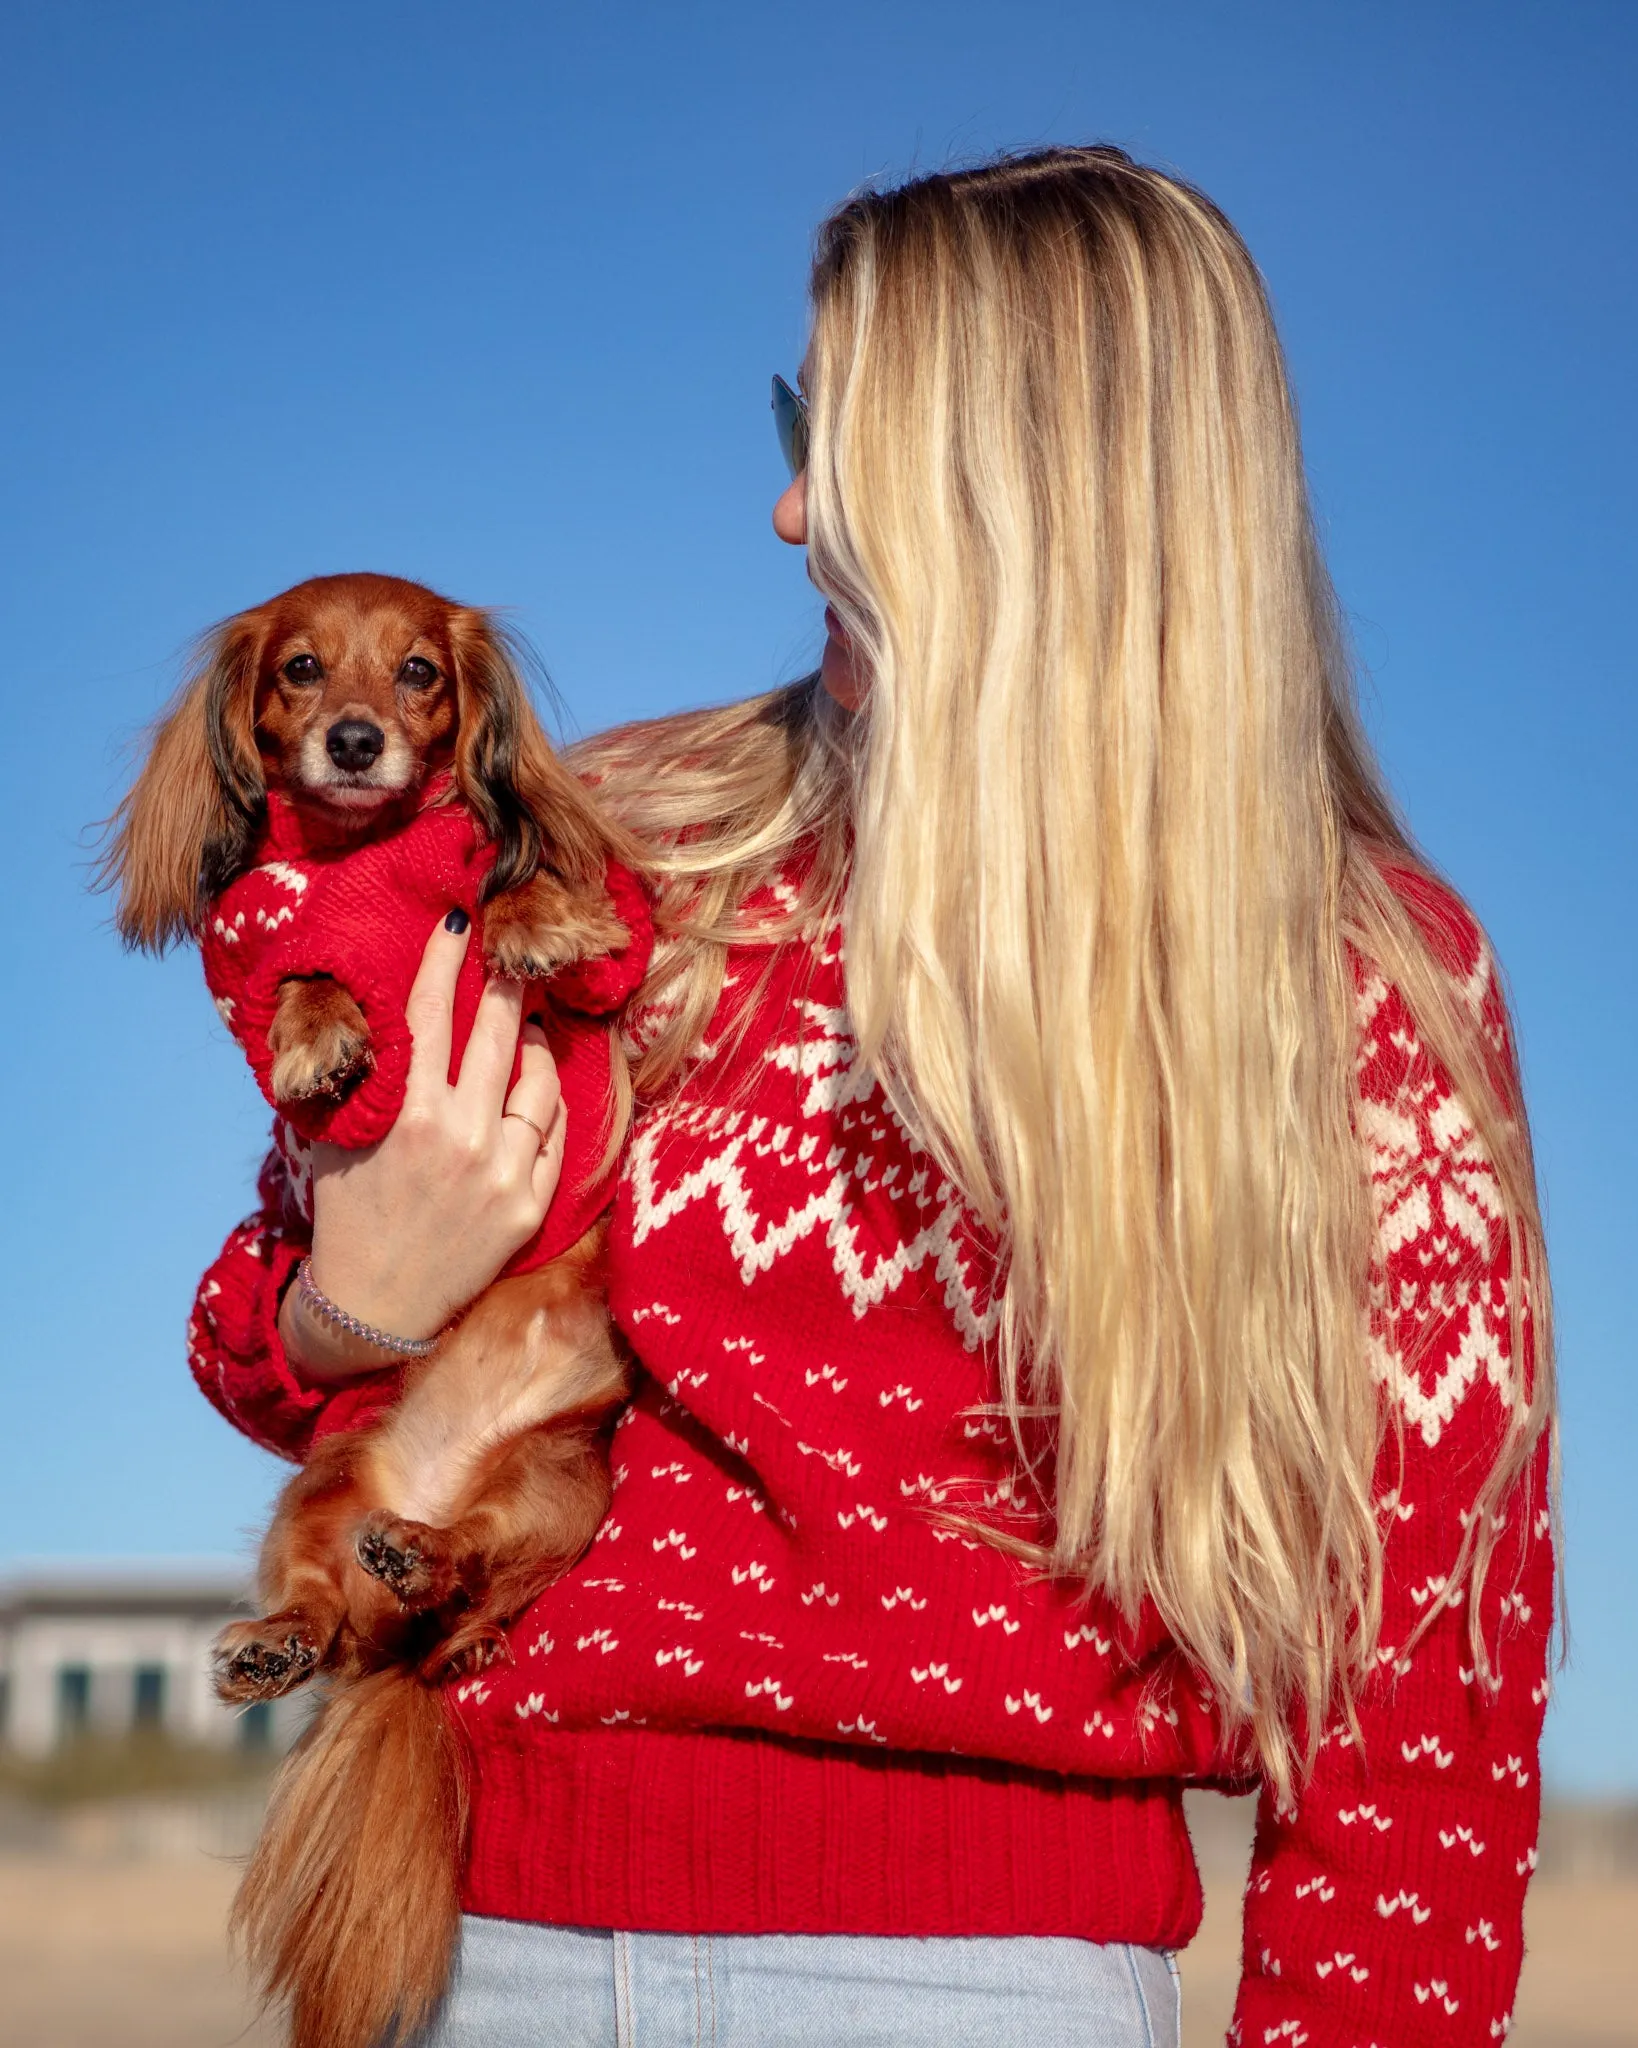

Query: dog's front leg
[[482, 872, 630, 980], [267, 973, 373, 1102]]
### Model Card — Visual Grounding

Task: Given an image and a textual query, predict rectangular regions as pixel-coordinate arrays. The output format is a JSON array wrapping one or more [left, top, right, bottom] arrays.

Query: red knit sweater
[[189, 864, 1551, 2048]]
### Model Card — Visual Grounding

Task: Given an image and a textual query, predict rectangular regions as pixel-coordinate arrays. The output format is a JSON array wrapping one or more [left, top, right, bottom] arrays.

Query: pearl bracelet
[[294, 1258, 439, 1359]]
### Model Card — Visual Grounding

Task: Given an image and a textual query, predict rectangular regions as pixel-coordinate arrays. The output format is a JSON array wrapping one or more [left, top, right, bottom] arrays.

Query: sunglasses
[[771, 373, 810, 480]]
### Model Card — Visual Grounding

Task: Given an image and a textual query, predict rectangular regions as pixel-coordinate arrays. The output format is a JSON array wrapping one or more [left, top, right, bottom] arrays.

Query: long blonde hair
[[580, 147, 1553, 1794]]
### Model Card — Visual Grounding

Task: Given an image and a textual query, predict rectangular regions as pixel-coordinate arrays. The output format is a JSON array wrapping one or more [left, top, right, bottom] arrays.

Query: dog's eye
[[282, 654, 322, 684], [398, 657, 439, 688]]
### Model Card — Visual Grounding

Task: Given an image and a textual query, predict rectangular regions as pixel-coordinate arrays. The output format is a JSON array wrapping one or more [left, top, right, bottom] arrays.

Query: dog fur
[[103, 573, 643, 2048]]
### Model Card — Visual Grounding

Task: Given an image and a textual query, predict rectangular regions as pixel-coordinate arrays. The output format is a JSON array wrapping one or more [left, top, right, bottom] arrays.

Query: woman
[[192, 147, 1555, 2046]]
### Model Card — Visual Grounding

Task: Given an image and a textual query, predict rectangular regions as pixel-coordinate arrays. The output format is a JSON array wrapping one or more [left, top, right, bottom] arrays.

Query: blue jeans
[[416, 1918, 1180, 2046]]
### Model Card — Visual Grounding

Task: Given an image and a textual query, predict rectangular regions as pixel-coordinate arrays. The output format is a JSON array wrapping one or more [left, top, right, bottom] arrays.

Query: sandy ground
[[1, 1848, 1634, 2047], [0, 1852, 280, 2048]]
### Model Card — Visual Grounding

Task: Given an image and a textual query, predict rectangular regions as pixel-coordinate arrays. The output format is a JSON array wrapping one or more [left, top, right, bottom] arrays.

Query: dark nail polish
[[445, 908, 470, 934], [525, 1011, 545, 1028]]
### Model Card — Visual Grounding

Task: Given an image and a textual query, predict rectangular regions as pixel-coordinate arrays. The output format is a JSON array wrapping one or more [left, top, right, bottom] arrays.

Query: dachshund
[[102, 572, 650, 2048]]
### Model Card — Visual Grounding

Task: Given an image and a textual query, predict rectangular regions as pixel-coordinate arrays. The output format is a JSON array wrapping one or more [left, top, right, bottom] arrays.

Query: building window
[[58, 1665, 91, 1740], [239, 1701, 273, 1750], [133, 1665, 167, 1729]]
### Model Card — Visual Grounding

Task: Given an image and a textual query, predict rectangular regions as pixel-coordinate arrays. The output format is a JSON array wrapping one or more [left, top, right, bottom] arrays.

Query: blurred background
[[1, 2, 1633, 2042]]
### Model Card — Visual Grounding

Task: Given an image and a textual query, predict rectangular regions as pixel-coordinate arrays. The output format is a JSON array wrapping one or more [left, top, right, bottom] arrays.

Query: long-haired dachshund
[[103, 572, 649, 2048]]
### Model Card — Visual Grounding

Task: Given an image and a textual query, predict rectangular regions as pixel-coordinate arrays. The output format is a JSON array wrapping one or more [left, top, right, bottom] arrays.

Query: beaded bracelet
[[294, 1258, 439, 1359]]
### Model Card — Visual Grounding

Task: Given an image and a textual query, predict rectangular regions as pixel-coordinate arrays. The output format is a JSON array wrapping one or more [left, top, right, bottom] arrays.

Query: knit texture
[[201, 780, 650, 1246], [189, 866, 1551, 2048]]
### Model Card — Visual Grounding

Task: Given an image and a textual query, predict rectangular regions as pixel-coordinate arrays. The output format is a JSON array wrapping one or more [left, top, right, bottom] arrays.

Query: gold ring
[[503, 1111, 549, 1147]]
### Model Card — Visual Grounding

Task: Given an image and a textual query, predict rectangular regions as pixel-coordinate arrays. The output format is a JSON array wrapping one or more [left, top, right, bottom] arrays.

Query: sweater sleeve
[[185, 1147, 398, 1461], [1230, 969, 1554, 2048]]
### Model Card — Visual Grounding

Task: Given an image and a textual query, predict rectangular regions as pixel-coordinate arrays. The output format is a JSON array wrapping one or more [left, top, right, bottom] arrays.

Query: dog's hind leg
[[409, 1414, 620, 1682], [353, 1244, 626, 1599], [213, 1432, 379, 1702]]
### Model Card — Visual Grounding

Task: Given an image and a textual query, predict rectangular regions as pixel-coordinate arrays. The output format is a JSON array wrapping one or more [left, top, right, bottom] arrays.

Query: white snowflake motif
[[1358, 965, 1520, 1448]]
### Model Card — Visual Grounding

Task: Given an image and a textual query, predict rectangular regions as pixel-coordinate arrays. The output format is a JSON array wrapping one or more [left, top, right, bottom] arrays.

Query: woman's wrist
[[278, 1268, 436, 1386], [303, 1236, 455, 1348], [296, 1259, 440, 1357]]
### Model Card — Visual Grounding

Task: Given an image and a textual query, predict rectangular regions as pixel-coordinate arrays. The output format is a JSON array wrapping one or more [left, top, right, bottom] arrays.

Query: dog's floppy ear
[[448, 609, 639, 898], [99, 610, 268, 951]]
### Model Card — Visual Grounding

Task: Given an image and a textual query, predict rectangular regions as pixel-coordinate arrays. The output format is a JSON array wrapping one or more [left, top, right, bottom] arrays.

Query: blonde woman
[[192, 147, 1555, 2046]]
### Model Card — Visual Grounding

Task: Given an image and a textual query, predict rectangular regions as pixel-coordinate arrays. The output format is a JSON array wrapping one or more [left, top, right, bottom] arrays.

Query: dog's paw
[[355, 1514, 456, 1612], [484, 926, 586, 981], [482, 878, 629, 982], [270, 1034, 372, 1103], [268, 977, 374, 1103], [212, 1614, 322, 1703]]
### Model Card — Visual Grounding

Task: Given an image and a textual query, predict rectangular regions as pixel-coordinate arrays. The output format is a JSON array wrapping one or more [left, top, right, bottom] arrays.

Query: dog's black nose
[[326, 720, 386, 772]]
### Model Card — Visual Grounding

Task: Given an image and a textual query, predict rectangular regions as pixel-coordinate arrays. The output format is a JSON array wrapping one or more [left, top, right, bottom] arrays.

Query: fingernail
[[445, 908, 470, 934]]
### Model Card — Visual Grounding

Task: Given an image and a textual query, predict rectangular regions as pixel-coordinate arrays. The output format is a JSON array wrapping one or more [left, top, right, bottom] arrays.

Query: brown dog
[[103, 573, 647, 2048]]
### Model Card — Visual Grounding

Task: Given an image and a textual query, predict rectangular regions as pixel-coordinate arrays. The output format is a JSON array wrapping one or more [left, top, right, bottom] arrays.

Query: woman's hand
[[278, 910, 565, 1382]]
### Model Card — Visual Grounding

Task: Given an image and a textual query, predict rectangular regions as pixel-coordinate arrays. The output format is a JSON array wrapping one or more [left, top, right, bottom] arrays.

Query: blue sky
[[0, 2, 1631, 1791]]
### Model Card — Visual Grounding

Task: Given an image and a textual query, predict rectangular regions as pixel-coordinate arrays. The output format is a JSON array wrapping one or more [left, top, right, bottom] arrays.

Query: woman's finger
[[455, 974, 525, 1112], [500, 1021, 564, 1166], [527, 1096, 568, 1212], [507, 1023, 569, 1208], [403, 910, 472, 1102]]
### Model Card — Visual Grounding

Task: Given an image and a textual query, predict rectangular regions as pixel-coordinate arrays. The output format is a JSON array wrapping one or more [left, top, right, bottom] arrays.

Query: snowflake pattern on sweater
[[187, 873, 1551, 2048]]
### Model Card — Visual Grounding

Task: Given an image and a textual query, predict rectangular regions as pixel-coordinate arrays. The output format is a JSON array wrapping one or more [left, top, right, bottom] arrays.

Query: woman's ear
[[99, 611, 268, 951], [448, 609, 640, 899]]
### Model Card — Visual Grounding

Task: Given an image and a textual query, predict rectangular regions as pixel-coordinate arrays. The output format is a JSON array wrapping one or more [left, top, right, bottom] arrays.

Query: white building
[[0, 1559, 306, 1757]]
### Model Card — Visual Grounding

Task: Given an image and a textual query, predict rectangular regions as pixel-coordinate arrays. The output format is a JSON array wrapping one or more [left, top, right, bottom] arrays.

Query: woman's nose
[[772, 473, 807, 545]]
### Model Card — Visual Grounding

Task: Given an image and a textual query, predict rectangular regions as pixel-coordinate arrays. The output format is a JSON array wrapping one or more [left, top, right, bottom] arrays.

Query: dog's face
[[252, 576, 464, 821], [105, 568, 634, 952]]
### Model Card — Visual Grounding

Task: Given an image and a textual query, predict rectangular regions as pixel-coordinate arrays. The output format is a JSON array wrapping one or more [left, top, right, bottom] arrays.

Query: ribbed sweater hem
[[461, 1725, 1204, 1943]]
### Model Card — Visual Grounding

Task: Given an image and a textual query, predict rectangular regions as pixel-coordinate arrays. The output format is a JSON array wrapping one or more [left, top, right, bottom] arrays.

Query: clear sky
[[1, 1, 1631, 1792]]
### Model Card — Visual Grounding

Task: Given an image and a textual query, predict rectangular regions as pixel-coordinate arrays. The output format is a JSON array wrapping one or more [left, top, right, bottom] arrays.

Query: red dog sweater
[[197, 785, 651, 1435], [190, 862, 1551, 2048]]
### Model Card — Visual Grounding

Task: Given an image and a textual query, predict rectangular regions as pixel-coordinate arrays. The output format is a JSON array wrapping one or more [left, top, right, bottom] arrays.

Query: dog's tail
[[233, 1667, 467, 2048]]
